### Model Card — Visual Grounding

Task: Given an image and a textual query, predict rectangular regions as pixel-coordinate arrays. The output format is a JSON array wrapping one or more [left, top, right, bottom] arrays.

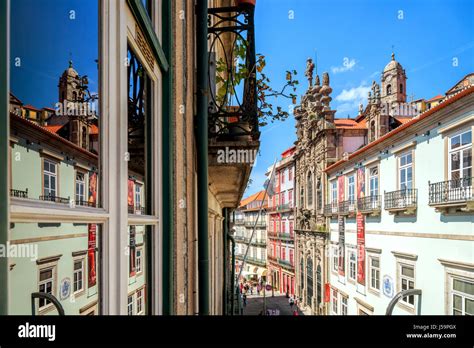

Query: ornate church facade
[[294, 54, 416, 315]]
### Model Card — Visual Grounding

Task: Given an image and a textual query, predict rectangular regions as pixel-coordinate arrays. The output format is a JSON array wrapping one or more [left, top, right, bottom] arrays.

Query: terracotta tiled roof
[[427, 95, 444, 102], [44, 125, 64, 133], [239, 190, 266, 208], [326, 85, 474, 173], [334, 118, 366, 129], [23, 104, 40, 111], [394, 117, 412, 125]]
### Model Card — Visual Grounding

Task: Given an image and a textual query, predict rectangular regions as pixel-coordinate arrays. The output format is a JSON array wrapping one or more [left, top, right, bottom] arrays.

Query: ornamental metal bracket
[[208, 4, 259, 141]]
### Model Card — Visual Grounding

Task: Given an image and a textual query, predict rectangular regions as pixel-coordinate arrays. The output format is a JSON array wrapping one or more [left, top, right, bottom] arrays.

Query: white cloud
[[331, 58, 356, 74], [334, 83, 371, 116], [335, 84, 370, 102]]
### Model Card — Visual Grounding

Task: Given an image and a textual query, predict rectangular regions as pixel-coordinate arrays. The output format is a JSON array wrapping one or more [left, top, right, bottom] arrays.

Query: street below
[[242, 291, 304, 316]]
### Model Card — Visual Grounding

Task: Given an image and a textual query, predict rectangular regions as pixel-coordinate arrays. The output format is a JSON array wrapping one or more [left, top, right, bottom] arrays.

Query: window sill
[[367, 287, 381, 297], [397, 301, 416, 314]]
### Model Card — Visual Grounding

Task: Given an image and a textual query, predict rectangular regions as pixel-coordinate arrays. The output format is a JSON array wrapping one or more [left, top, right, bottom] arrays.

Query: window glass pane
[[10, 0, 101, 208], [401, 265, 414, 278], [9, 222, 101, 314], [453, 279, 474, 295], [128, 225, 151, 315], [451, 135, 460, 149], [466, 298, 473, 315], [461, 131, 472, 146]]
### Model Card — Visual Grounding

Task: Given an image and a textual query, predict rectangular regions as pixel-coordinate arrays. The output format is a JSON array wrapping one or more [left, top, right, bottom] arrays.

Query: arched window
[[300, 187, 304, 208], [299, 254, 305, 296], [399, 83, 403, 94], [370, 120, 376, 142], [306, 256, 313, 305], [307, 172, 313, 206], [316, 264, 322, 307], [386, 84, 392, 95], [316, 178, 322, 211]]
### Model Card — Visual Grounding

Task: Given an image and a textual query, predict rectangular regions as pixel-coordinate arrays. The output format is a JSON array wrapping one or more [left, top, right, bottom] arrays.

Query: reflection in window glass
[[128, 225, 151, 315], [9, 222, 101, 315], [10, 0, 100, 207]]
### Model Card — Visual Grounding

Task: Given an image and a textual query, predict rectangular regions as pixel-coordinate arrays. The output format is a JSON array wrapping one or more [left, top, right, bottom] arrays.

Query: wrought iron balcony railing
[[385, 189, 418, 210], [278, 258, 294, 269], [76, 199, 96, 207], [338, 199, 356, 215], [233, 218, 245, 225], [10, 188, 28, 198], [357, 195, 381, 213], [277, 203, 293, 212], [278, 232, 294, 241], [250, 238, 267, 247], [208, 3, 258, 141], [324, 202, 338, 216], [429, 177, 473, 205], [245, 220, 266, 228], [39, 195, 70, 204], [246, 256, 266, 267]]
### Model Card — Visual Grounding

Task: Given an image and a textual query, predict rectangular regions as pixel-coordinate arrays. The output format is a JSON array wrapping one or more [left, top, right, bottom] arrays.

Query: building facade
[[325, 82, 473, 315], [267, 146, 296, 295], [234, 191, 267, 283]]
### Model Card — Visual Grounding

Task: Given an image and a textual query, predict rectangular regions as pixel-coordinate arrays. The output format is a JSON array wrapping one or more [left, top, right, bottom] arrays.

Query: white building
[[325, 83, 473, 315]]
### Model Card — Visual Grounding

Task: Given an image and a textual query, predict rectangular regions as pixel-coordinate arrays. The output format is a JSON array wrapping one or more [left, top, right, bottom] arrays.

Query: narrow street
[[242, 291, 304, 316]]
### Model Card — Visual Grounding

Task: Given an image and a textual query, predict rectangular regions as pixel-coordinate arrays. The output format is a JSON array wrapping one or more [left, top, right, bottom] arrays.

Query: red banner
[[357, 167, 365, 199], [357, 213, 366, 285], [324, 283, 330, 303], [129, 226, 136, 277], [88, 224, 97, 287]]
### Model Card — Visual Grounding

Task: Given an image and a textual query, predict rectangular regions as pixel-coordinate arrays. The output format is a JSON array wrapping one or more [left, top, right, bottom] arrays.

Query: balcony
[[207, 2, 260, 209], [39, 195, 70, 204], [384, 189, 417, 215], [245, 256, 266, 267], [357, 195, 381, 216], [267, 255, 278, 264], [234, 235, 248, 243], [267, 230, 278, 239], [10, 188, 28, 199], [76, 199, 96, 208], [276, 203, 293, 212], [338, 199, 356, 216], [278, 258, 294, 270], [278, 232, 294, 242], [323, 202, 338, 217], [245, 220, 266, 228], [250, 238, 267, 247], [429, 177, 473, 213]]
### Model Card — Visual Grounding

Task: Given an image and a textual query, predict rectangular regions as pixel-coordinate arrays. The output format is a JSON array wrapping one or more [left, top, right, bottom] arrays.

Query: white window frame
[[127, 293, 135, 316], [136, 246, 143, 275], [135, 183, 142, 210], [368, 255, 380, 294], [37, 261, 58, 314], [396, 260, 416, 312], [331, 288, 338, 314], [75, 171, 86, 203], [331, 181, 337, 203], [450, 276, 473, 315], [369, 166, 379, 197], [448, 129, 472, 180], [73, 256, 86, 296], [347, 174, 355, 202], [332, 245, 339, 274], [399, 152, 413, 190], [43, 158, 58, 197], [348, 249, 357, 283], [136, 287, 145, 315], [341, 295, 348, 315]]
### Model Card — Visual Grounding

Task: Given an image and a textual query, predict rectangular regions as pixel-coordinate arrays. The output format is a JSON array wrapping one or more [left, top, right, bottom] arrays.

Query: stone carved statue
[[305, 58, 315, 87], [322, 72, 329, 86]]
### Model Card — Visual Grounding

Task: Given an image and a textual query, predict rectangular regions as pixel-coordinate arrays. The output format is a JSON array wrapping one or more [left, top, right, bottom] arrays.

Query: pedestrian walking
[[243, 293, 247, 307], [250, 286, 253, 295], [289, 296, 294, 307]]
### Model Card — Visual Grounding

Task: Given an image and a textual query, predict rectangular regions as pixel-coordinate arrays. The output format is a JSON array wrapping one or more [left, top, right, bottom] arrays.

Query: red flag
[[324, 283, 330, 303]]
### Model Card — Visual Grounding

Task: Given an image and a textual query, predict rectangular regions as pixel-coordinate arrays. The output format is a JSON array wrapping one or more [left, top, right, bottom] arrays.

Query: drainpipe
[[196, 0, 209, 315], [0, 0, 9, 316], [223, 208, 228, 315], [227, 230, 236, 315], [161, 0, 174, 315]]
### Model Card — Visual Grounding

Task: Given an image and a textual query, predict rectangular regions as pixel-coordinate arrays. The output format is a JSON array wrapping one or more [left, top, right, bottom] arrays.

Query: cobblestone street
[[242, 292, 304, 316]]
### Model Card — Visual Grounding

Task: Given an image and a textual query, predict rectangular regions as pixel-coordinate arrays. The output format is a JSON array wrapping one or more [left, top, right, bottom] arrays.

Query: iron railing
[[276, 203, 292, 212], [233, 218, 245, 225], [207, 3, 258, 140], [245, 256, 266, 267], [324, 202, 338, 216], [357, 195, 381, 212], [338, 199, 356, 215], [10, 188, 28, 198], [250, 238, 267, 247], [245, 220, 266, 227], [429, 177, 472, 205], [385, 189, 418, 210], [278, 258, 294, 269], [279, 232, 294, 241], [76, 199, 96, 207], [39, 195, 70, 204]]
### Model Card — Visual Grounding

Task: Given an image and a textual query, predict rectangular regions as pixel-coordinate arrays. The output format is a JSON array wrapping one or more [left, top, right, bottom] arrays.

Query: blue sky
[[10, 0, 99, 108], [244, 0, 474, 197]]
